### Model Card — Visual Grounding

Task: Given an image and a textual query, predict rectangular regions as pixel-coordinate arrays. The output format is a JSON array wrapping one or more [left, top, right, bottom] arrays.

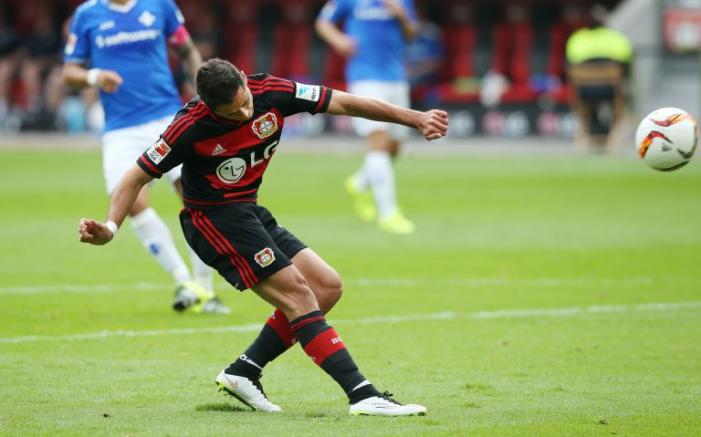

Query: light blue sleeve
[[162, 0, 186, 37], [318, 0, 350, 23], [63, 9, 90, 64]]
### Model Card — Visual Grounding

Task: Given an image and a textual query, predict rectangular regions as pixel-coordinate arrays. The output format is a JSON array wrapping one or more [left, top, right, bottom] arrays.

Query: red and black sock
[[289, 310, 381, 402], [225, 309, 295, 379]]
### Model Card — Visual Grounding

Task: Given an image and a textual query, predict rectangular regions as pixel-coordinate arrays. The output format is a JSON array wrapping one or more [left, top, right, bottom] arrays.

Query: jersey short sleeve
[[318, 0, 350, 23], [63, 8, 90, 64], [137, 135, 187, 179], [266, 77, 333, 117], [161, 0, 186, 37]]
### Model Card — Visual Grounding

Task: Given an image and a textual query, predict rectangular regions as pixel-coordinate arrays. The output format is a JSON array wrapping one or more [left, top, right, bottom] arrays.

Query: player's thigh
[[254, 205, 334, 313], [179, 204, 296, 292]]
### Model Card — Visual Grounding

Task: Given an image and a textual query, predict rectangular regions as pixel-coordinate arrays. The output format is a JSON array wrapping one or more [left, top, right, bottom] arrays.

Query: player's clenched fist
[[79, 218, 114, 245], [97, 70, 123, 93], [417, 109, 449, 140]]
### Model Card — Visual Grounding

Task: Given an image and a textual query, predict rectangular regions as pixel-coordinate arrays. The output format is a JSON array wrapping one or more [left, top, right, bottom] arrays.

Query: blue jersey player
[[63, 0, 228, 314], [316, 0, 420, 234]]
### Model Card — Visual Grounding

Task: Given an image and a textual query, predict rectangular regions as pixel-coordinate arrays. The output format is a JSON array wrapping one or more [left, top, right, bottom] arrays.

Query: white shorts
[[101, 116, 181, 194], [348, 81, 411, 141]]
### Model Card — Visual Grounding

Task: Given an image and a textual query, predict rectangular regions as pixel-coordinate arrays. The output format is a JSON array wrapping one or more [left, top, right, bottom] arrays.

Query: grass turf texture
[[0, 147, 700, 436]]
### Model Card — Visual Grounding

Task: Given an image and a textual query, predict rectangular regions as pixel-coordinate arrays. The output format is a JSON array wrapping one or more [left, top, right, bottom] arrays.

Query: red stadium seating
[[322, 48, 347, 91], [436, 23, 479, 103], [491, 21, 536, 103]]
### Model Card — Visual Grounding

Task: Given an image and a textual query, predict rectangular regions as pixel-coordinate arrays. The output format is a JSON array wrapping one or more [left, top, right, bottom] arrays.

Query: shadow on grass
[[195, 402, 251, 413]]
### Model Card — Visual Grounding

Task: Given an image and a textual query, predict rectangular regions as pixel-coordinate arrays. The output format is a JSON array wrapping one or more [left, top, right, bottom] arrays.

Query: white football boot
[[349, 392, 427, 416], [215, 370, 283, 413]]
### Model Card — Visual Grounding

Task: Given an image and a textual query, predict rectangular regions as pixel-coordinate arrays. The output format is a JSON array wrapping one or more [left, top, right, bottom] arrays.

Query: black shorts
[[180, 203, 307, 291]]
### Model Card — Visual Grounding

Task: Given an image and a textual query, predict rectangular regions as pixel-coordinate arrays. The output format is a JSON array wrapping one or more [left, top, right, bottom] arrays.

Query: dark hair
[[196, 58, 244, 108]]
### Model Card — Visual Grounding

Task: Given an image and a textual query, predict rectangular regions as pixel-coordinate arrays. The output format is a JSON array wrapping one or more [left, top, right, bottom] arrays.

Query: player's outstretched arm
[[63, 62, 123, 93], [79, 165, 154, 245], [326, 90, 449, 140]]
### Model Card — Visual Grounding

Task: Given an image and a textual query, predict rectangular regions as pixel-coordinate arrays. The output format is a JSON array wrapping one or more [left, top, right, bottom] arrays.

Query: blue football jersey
[[318, 0, 417, 83], [64, 0, 185, 132]]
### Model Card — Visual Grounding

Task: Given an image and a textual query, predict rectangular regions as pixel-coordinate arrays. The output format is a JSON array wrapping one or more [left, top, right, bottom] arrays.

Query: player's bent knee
[[324, 272, 343, 301], [278, 274, 319, 319], [314, 271, 343, 313]]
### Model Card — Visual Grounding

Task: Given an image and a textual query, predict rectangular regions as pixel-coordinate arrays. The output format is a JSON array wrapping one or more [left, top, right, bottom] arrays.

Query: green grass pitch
[[1, 146, 700, 436]]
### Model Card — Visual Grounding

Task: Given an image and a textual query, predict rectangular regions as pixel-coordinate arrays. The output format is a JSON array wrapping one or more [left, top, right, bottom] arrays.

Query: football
[[635, 107, 699, 171]]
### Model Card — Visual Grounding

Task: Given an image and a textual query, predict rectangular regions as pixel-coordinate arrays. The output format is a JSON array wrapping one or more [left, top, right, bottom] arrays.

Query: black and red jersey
[[136, 74, 333, 208]]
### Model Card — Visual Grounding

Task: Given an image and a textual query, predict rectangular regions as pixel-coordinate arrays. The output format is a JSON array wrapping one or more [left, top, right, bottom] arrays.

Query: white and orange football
[[635, 107, 698, 171]]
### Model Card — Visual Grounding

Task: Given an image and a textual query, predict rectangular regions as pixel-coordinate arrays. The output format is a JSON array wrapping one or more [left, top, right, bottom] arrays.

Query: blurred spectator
[[18, 1, 62, 118], [0, 3, 20, 123], [406, 3, 442, 88], [566, 4, 633, 151], [189, 4, 221, 61], [437, 1, 479, 102], [544, 4, 586, 94]]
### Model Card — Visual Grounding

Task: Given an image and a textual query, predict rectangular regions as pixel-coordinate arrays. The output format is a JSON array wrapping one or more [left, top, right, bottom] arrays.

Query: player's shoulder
[[248, 73, 292, 85], [162, 98, 210, 144], [248, 73, 295, 95]]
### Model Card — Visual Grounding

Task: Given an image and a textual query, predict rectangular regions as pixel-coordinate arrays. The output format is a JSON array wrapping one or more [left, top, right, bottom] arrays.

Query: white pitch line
[[0, 282, 171, 295], [0, 277, 658, 295], [1, 301, 700, 345]]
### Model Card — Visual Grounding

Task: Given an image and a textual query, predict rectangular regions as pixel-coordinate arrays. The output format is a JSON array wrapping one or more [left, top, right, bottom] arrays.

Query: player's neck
[[110, 0, 132, 5]]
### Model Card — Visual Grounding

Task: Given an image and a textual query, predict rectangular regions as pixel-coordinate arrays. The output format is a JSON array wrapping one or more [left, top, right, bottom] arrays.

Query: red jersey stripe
[[197, 211, 258, 288], [163, 103, 206, 142], [222, 187, 259, 198], [195, 210, 259, 287], [138, 155, 162, 176], [183, 196, 257, 206], [248, 83, 294, 91], [249, 78, 294, 87], [248, 77, 293, 86], [249, 81, 294, 89], [251, 86, 295, 95], [190, 210, 257, 288], [164, 104, 208, 143], [190, 213, 254, 289], [314, 87, 328, 113]]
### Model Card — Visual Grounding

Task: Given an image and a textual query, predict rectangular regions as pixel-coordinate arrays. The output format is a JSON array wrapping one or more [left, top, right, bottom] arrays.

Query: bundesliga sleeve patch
[[294, 83, 321, 102], [64, 33, 77, 55], [146, 139, 171, 164]]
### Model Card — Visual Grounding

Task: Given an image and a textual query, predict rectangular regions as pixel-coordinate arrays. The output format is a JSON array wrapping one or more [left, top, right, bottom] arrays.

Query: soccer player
[[63, 0, 228, 313], [316, 0, 420, 234], [78, 59, 448, 416]]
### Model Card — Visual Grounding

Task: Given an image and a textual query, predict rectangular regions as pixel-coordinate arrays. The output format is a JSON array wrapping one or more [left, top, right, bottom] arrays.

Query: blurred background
[[0, 0, 699, 145]]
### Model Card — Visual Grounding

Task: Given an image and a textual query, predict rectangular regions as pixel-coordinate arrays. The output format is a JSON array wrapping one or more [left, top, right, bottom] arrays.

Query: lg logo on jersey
[[215, 140, 278, 184]]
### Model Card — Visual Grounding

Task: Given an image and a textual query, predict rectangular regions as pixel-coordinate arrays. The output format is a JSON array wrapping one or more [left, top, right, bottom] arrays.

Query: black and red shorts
[[180, 203, 307, 291]]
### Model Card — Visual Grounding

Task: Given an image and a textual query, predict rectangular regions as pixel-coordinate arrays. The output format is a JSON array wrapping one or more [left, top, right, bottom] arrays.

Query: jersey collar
[[106, 0, 138, 13]]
